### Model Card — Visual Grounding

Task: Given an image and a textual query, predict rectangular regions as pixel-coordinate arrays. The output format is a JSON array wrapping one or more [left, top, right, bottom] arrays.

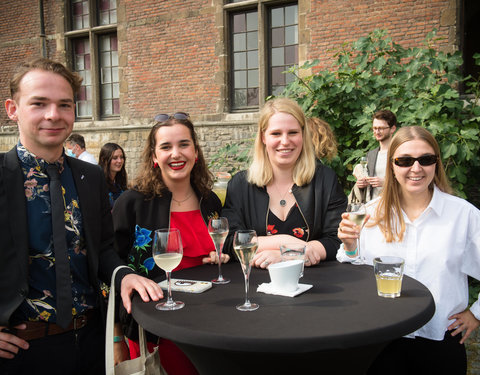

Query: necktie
[[46, 164, 72, 329]]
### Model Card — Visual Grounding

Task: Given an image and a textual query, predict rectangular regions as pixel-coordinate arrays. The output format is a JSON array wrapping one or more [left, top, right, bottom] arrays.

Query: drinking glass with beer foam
[[373, 256, 405, 298], [153, 228, 185, 310]]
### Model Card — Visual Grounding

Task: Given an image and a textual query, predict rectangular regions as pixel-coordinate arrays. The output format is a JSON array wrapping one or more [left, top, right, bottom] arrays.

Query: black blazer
[[0, 147, 133, 326]]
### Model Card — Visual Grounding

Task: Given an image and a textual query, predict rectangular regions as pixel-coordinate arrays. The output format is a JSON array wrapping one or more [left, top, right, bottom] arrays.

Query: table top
[[131, 261, 435, 354]]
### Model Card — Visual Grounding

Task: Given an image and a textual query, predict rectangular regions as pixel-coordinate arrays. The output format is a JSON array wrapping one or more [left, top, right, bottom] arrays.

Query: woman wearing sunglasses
[[337, 126, 480, 374], [112, 112, 227, 375], [223, 97, 347, 268]]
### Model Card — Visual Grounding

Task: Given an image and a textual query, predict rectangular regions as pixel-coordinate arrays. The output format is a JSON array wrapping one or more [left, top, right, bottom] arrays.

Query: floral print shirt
[[14, 143, 96, 323], [267, 203, 308, 241]]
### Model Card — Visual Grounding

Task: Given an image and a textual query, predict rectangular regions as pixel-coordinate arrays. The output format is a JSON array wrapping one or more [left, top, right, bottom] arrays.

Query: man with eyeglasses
[[354, 109, 397, 202]]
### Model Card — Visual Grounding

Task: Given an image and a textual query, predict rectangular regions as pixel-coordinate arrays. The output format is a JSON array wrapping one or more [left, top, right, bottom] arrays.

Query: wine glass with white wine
[[152, 228, 184, 310], [346, 203, 367, 265], [233, 229, 259, 311], [208, 217, 230, 284]]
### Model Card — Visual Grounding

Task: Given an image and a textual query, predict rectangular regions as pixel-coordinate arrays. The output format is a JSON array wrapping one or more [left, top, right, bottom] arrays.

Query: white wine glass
[[153, 228, 184, 310], [346, 203, 367, 265], [208, 217, 230, 284], [233, 229, 259, 311], [360, 156, 368, 175]]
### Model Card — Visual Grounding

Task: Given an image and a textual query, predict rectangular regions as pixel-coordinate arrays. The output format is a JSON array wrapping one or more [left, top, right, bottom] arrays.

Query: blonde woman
[[337, 126, 480, 374], [223, 98, 347, 268]]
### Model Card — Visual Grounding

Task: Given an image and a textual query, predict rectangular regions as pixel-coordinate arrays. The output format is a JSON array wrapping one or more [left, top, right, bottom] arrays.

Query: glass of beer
[[373, 256, 405, 298]]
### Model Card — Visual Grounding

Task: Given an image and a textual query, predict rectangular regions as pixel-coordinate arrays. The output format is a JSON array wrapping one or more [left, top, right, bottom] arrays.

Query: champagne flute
[[360, 156, 368, 175], [233, 230, 259, 311], [208, 217, 230, 284], [346, 203, 367, 265], [152, 228, 184, 310]]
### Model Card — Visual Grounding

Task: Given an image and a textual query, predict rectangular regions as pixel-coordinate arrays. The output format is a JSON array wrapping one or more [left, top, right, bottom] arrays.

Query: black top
[[222, 163, 347, 260], [131, 261, 435, 354]]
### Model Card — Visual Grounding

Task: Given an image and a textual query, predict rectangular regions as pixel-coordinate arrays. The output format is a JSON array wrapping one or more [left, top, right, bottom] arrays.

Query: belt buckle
[[73, 314, 87, 330]]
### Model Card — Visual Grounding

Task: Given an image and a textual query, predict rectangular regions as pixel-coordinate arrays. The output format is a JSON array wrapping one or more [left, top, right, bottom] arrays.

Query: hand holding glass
[[346, 203, 366, 265], [208, 217, 230, 284], [153, 228, 184, 310], [233, 230, 259, 311]]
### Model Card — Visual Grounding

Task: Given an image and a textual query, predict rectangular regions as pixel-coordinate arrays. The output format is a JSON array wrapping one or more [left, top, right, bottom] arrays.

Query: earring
[[153, 162, 159, 168], [195, 158, 198, 164]]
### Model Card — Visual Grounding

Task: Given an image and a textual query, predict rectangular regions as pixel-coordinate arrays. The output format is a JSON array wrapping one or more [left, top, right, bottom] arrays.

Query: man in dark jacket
[[0, 58, 162, 374]]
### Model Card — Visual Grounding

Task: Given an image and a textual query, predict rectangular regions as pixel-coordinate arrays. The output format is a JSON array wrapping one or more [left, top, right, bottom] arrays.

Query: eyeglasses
[[154, 112, 190, 122], [372, 126, 391, 132], [393, 155, 438, 167]]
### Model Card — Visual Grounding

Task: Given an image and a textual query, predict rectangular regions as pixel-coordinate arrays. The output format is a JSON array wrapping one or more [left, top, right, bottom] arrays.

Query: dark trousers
[[0, 313, 105, 375], [368, 331, 467, 375]]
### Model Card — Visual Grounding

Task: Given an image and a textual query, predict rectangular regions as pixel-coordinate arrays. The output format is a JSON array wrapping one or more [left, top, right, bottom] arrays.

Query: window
[[66, 0, 119, 119], [228, 1, 298, 111]]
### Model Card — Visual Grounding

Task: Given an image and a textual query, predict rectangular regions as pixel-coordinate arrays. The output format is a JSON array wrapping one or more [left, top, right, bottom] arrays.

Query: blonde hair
[[371, 126, 452, 242], [247, 98, 316, 187], [306, 117, 338, 161]]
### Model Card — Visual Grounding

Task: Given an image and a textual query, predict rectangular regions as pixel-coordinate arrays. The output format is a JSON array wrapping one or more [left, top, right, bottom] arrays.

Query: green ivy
[[283, 29, 480, 204]]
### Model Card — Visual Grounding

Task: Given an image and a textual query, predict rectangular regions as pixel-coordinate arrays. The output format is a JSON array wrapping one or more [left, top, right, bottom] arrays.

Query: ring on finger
[[263, 261, 270, 266]]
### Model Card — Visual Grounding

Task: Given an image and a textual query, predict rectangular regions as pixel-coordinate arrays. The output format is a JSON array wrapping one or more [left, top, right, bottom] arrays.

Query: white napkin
[[257, 282, 313, 297]]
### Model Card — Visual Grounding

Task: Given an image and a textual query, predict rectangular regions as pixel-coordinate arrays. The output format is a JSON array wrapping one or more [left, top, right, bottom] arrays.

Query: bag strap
[[105, 265, 137, 375]]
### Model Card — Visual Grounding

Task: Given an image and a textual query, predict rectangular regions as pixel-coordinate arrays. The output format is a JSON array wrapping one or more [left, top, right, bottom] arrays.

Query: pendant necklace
[[274, 183, 292, 207], [172, 192, 193, 206]]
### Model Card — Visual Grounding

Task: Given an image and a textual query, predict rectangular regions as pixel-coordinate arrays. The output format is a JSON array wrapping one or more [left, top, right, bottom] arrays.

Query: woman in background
[[98, 142, 128, 208], [112, 113, 229, 375], [337, 126, 480, 374], [223, 98, 346, 268], [306, 116, 337, 162]]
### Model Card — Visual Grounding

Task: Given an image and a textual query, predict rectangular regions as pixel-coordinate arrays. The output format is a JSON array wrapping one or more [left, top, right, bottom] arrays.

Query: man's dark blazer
[[0, 146, 133, 327]]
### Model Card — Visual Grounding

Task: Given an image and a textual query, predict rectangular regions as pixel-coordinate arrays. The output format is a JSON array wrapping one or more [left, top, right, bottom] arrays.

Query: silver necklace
[[274, 183, 292, 207], [172, 192, 193, 206]]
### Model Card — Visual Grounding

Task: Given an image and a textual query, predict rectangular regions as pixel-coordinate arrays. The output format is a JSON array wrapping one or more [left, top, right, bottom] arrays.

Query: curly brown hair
[[306, 117, 338, 161], [132, 118, 213, 198]]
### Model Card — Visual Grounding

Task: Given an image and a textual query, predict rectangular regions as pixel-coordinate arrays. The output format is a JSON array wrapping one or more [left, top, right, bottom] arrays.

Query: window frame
[[225, 0, 299, 112], [64, 0, 119, 121]]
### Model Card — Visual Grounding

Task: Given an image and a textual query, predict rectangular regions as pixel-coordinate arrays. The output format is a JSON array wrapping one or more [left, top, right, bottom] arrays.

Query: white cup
[[267, 260, 303, 292]]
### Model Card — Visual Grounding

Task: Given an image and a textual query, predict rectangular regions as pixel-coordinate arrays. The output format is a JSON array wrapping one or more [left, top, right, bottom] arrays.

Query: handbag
[[105, 266, 167, 375]]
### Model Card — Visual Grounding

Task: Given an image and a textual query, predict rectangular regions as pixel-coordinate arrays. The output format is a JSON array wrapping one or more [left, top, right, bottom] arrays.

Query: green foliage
[[283, 29, 480, 202], [208, 139, 253, 175]]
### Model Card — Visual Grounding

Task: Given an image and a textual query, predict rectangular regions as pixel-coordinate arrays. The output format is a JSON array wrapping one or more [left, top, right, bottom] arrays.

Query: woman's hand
[[114, 340, 130, 365], [448, 310, 480, 344], [202, 251, 230, 264], [252, 250, 282, 269], [304, 241, 325, 266], [337, 213, 370, 256]]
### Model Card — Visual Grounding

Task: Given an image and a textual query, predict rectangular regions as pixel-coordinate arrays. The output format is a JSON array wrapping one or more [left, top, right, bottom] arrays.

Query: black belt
[[12, 310, 97, 341]]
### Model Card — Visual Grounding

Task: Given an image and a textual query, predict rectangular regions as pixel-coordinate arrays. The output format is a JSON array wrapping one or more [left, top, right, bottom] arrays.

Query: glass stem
[[216, 246, 224, 280], [166, 271, 174, 305], [243, 271, 251, 306]]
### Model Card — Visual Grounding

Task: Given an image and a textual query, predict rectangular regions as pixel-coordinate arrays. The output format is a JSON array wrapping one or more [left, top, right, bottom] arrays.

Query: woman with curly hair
[[112, 113, 229, 375], [306, 117, 337, 162], [98, 142, 128, 207]]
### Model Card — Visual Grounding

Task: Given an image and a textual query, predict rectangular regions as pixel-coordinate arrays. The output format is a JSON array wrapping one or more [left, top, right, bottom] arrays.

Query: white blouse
[[337, 186, 480, 341]]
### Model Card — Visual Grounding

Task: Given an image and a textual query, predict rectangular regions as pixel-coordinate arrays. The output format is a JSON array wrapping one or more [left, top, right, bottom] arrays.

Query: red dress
[[128, 210, 215, 375]]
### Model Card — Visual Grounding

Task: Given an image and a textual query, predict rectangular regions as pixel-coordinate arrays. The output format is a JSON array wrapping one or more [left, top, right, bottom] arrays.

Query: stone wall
[[0, 119, 257, 180]]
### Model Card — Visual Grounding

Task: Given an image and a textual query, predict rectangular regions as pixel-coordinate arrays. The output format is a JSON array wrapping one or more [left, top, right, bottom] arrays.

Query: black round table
[[131, 261, 435, 375]]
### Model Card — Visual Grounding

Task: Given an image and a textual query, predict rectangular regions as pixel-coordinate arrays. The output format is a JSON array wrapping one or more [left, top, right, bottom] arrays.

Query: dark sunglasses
[[154, 112, 190, 122], [393, 154, 438, 167]]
